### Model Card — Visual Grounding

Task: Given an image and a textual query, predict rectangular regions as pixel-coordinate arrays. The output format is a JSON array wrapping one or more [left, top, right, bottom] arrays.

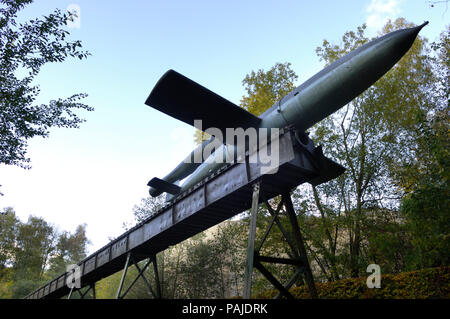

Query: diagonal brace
[[120, 256, 155, 299], [254, 260, 294, 299]]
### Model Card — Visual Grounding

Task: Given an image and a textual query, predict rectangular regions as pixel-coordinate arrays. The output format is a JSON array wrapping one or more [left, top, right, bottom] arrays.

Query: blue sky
[[1, 0, 448, 253]]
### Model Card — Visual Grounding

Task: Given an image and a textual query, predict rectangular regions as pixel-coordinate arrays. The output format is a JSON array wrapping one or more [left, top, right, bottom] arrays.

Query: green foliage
[[0, 267, 14, 298], [0, 0, 92, 168], [0, 207, 90, 298], [391, 27, 449, 270], [401, 184, 450, 269], [13, 215, 56, 282], [95, 271, 123, 299], [0, 208, 18, 269], [178, 237, 223, 298], [47, 224, 90, 277], [256, 267, 450, 299], [298, 18, 445, 280], [132, 196, 165, 224], [10, 278, 43, 299], [362, 208, 411, 274], [240, 62, 297, 116]]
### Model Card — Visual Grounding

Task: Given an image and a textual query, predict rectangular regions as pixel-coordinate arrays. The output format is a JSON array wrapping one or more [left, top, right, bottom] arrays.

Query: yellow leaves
[[0, 280, 14, 299], [240, 62, 298, 116], [0, 267, 14, 299], [193, 129, 210, 146], [254, 266, 450, 299]]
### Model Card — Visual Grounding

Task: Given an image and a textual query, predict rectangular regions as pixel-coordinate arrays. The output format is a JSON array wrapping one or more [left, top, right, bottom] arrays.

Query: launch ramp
[[25, 127, 344, 299]]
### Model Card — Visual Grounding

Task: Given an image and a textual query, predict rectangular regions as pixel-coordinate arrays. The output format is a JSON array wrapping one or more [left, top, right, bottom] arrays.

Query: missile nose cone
[[385, 21, 428, 62], [410, 21, 429, 36], [418, 21, 429, 30], [401, 21, 428, 38]]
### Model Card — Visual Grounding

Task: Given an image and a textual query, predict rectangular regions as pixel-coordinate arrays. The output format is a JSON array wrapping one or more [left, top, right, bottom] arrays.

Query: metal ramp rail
[[25, 127, 344, 299]]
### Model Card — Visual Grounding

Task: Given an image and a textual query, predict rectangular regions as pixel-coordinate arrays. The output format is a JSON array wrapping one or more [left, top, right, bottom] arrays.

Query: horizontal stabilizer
[[147, 177, 181, 196], [145, 70, 261, 134]]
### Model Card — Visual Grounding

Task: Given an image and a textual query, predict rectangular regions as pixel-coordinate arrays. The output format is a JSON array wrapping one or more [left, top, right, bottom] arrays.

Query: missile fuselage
[[148, 22, 428, 198]]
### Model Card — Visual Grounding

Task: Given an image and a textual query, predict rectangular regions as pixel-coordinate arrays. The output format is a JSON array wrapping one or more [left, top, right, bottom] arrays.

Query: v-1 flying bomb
[[145, 22, 428, 199]]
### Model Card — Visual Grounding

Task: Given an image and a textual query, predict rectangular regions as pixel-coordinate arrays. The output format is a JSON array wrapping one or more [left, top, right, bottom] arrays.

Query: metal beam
[[67, 286, 74, 300], [264, 200, 299, 258], [116, 252, 132, 299], [91, 283, 96, 299], [282, 192, 318, 299], [243, 182, 260, 299], [256, 200, 283, 253], [274, 268, 304, 299], [120, 257, 153, 299], [67, 283, 95, 299], [254, 260, 294, 299], [133, 257, 157, 298], [255, 254, 303, 266], [243, 191, 318, 300], [152, 255, 162, 299]]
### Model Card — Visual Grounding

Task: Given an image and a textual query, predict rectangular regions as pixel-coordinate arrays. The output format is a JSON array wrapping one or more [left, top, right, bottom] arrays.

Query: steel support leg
[[243, 190, 318, 299], [120, 256, 154, 298], [116, 252, 132, 299], [134, 257, 157, 298], [91, 283, 96, 299], [67, 282, 95, 299], [264, 200, 299, 258], [282, 192, 318, 299], [256, 200, 283, 253], [115, 253, 163, 299], [243, 182, 260, 299], [67, 286, 74, 299], [152, 255, 162, 299]]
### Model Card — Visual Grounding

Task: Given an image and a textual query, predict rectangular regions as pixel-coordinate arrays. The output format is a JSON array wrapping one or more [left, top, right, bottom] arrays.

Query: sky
[[0, 0, 448, 254]]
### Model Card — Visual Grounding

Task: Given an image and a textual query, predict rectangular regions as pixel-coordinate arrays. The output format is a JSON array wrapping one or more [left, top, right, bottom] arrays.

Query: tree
[[13, 216, 55, 281], [0, 0, 92, 169], [11, 215, 56, 297], [0, 207, 91, 298], [240, 62, 298, 116], [302, 18, 441, 279], [48, 224, 90, 276], [396, 27, 449, 269], [132, 196, 165, 223], [0, 207, 19, 271]]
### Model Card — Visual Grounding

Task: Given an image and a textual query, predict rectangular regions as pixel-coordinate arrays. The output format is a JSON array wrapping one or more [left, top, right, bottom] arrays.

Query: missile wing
[[145, 69, 261, 134]]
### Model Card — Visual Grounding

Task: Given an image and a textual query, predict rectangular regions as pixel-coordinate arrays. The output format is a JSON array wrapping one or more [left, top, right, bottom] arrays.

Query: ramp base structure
[[243, 183, 317, 299], [25, 127, 344, 299]]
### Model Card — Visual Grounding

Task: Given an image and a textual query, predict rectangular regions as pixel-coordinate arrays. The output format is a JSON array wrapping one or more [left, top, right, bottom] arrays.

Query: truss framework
[[244, 182, 317, 299]]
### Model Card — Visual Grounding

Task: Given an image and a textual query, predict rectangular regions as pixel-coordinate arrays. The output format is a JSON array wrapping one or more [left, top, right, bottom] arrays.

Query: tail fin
[[147, 177, 181, 197]]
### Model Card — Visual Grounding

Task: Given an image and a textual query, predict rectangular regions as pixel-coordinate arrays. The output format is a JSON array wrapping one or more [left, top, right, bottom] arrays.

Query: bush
[[255, 267, 449, 299]]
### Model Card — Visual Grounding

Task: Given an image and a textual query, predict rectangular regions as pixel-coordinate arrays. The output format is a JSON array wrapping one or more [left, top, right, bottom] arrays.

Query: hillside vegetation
[[256, 267, 450, 299]]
